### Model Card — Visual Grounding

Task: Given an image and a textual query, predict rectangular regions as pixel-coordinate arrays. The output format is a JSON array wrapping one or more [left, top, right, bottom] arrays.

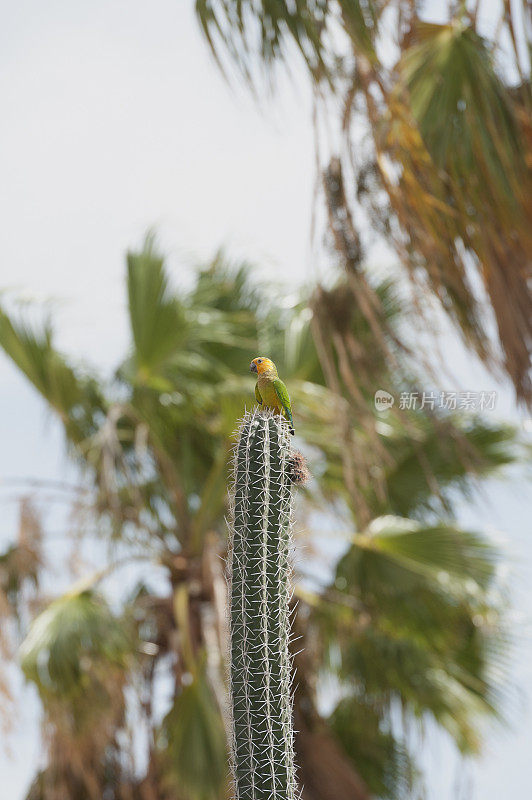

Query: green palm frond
[[125, 241, 259, 389], [378, 417, 516, 520], [315, 515, 510, 753], [195, 0, 378, 85], [340, 625, 496, 751], [302, 400, 516, 523], [0, 307, 103, 445], [329, 696, 417, 799], [191, 252, 260, 312], [127, 237, 189, 379], [400, 22, 525, 206], [160, 665, 228, 800], [20, 588, 133, 703], [345, 516, 497, 597]]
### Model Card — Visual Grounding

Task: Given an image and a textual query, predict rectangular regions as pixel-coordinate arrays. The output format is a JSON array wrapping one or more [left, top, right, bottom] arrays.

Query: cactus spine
[[228, 409, 297, 800]]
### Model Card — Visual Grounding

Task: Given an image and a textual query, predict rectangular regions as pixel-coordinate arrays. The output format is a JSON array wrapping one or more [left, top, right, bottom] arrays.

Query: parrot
[[250, 356, 295, 435]]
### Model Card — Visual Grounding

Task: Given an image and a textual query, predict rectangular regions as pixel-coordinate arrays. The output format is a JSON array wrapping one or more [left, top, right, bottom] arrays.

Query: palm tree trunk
[[292, 612, 370, 800], [294, 707, 370, 800]]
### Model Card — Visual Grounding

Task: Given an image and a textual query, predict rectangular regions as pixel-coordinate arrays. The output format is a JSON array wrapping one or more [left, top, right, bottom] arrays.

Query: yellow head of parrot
[[250, 356, 276, 375]]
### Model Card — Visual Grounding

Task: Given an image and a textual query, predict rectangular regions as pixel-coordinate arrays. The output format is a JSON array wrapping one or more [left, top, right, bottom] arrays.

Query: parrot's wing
[[254, 382, 263, 405], [273, 379, 294, 432]]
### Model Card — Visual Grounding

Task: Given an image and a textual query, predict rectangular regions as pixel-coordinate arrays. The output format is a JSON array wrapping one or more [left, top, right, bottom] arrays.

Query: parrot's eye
[[257, 359, 262, 363]]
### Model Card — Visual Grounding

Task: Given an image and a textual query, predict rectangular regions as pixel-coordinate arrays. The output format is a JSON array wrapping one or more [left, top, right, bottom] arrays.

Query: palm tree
[[196, 0, 532, 405], [0, 240, 518, 799]]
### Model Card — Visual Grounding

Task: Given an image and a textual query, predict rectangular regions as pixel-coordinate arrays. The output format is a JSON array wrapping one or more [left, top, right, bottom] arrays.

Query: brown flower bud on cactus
[[288, 451, 310, 485]]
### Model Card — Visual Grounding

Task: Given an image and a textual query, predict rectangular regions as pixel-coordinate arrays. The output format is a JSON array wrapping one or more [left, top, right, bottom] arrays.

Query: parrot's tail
[[285, 413, 295, 435], [282, 407, 295, 435]]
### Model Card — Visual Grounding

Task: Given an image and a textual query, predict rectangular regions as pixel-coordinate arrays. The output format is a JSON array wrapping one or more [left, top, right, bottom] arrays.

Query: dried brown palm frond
[[340, 17, 532, 404], [3, 498, 43, 612], [313, 157, 451, 525], [0, 498, 44, 723], [394, 22, 532, 401], [196, 0, 532, 405], [308, 158, 518, 526]]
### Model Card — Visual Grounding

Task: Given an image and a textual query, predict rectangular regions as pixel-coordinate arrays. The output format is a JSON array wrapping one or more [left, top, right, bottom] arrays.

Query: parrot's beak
[[250, 361, 258, 373]]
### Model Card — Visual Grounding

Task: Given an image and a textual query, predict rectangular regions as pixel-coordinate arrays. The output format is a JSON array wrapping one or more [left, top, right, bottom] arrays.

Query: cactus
[[228, 408, 298, 800]]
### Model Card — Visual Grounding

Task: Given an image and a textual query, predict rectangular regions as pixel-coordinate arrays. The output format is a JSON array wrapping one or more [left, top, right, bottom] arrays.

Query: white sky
[[0, 1, 531, 798], [1, 0, 315, 369]]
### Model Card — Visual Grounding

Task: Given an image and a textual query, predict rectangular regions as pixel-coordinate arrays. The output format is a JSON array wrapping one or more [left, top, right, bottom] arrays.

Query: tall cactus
[[228, 408, 298, 800]]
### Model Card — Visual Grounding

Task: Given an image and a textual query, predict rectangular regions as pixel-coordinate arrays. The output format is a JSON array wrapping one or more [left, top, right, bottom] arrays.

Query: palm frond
[[378, 21, 532, 402], [20, 588, 133, 703], [379, 417, 517, 520], [329, 696, 417, 800], [0, 498, 42, 615], [126, 236, 189, 380], [195, 0, 378, 85], [400, 22, 525, 206], [0, 306, 103, 444], [348, 516, 497, 596], [314, 515, 511, 752], [160, 665, 228, 800]]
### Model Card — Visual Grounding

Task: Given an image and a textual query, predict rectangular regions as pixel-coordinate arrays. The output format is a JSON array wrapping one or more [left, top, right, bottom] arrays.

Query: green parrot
[[250, 356, 295, 435]]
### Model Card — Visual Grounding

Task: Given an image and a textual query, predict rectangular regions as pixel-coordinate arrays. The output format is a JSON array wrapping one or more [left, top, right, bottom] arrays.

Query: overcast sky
[[1, 1, 531, 798]]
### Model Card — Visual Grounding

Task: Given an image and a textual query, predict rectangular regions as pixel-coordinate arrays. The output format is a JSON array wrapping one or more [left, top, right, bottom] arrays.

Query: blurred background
[[1, 1, 531, 798]]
